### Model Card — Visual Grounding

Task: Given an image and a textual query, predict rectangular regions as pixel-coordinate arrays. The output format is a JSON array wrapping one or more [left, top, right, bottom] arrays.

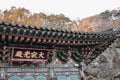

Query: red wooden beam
[[37, 38, 41, 43], [31, 38, 36, 43], [54, 40, 56, 43], [77, 41, 80, 44], [62, 40, 65, 43], [43, 39, 46, 42], [1, 34, 5, 41], [26, 37, 30, 42], [8, 35, 12, 41], [48, 39, 51, 43], [19, 36, 24, 42], [68, 41, 70, 44], [58, 40, 61, 43], [73, 41, 76, 44], [14, 36, 19, 42]]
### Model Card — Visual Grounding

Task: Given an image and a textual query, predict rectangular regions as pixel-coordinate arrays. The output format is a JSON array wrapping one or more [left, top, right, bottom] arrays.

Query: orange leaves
[[1, 7, 44, 26], [0, 7, 71, 29]]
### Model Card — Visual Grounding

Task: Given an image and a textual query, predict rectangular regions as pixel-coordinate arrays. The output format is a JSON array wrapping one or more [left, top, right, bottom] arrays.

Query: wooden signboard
[[11, 47, 50, 62]]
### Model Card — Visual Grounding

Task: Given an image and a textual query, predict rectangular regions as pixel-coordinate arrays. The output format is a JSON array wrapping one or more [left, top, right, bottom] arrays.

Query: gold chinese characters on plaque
[[12, 48, 48, 61]]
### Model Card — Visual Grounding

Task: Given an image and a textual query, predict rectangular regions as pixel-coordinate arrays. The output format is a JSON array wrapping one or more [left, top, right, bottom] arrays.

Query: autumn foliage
[[0, 7, 120, 32], [0, 7, 71, 29], [75, 10, 120, 32]]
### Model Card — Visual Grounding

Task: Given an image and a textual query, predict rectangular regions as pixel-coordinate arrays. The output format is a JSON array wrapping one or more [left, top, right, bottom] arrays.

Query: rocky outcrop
[[85, 40, 120, 80]]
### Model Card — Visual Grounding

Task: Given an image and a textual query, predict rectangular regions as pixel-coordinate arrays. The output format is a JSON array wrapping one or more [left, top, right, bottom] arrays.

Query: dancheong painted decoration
[[0, 22, 120, 80]]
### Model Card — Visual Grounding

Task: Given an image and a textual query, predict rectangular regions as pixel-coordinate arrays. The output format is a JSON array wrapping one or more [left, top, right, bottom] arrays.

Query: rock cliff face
[[85, 39, 120, 80]]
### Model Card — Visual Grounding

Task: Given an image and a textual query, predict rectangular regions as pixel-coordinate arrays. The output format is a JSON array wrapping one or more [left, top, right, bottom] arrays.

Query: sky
[[0, 0, 120, 20]]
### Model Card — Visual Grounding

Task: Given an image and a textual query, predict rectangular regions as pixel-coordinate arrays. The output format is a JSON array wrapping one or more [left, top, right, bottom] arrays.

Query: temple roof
[[0, 21, 119, 45], [0, 22, 119, 64]]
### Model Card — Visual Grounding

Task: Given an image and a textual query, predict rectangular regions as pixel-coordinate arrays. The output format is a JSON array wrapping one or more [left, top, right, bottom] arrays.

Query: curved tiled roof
[[0, 22, 119, 64]]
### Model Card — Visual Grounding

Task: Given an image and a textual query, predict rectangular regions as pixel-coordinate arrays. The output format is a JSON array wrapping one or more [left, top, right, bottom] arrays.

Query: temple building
[[0, 22, 119, 80]]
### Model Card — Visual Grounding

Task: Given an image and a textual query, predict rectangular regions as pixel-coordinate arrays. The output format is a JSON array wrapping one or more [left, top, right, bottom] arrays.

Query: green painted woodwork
[[23, 76, 34, 80], [8, 75, 22, 80]]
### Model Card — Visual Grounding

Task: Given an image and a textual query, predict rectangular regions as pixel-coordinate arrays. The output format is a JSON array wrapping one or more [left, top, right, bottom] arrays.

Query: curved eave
[[0, 22, 119, 46]]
